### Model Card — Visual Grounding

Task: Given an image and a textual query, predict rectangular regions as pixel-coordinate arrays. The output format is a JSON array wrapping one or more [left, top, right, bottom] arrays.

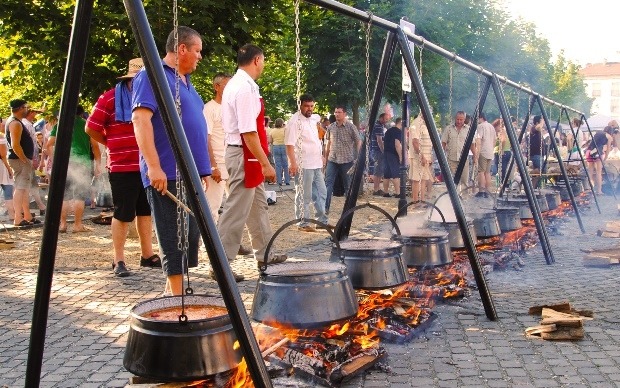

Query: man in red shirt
[[86, 58, 159, 277]]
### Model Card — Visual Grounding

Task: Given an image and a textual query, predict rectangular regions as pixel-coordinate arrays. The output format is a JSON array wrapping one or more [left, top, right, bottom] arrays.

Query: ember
[[155, 195, 588, 388]]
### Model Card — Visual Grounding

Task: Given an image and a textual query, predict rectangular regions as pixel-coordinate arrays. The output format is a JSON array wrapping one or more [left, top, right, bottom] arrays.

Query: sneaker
[[113, 261, 130, 277], [209, 269, 245, 282], [475, 192, 485, 198], [39, 209, 46, 216], [383, 193, 392, 198], [298, 225, 315, 232], [373, 190, 385, 196], [237, 245, 253, 255]]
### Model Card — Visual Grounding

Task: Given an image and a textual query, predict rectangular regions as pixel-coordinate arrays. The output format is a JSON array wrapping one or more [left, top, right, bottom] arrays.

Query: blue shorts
[[1, 184, 14, 200], [147, 185, 199, 276]]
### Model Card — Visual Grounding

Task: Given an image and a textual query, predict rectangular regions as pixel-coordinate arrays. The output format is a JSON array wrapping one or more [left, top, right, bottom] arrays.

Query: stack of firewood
[[525, 302, 592, 341], [582, 246, 620, 267], [596, 221, 620, 238]]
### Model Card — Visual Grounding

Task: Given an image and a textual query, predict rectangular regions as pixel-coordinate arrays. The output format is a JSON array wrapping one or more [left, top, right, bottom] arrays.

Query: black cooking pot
[[251, 219, 358, 329], [329, 203, 407, 290], [494, 206, 522, 232], [394, 201, 454, 267], [124, 295, 241, 381]]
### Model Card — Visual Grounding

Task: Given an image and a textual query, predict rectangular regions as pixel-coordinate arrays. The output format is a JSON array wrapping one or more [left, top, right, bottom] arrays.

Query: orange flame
[[226, 358, 252, 388]]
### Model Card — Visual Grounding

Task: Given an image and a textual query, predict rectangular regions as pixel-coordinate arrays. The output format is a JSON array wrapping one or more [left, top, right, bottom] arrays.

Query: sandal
[[15, 220, 32, 227], [140, 254, 162, 268], [256, 254, 288, 268], [73, 226, 91, 233]]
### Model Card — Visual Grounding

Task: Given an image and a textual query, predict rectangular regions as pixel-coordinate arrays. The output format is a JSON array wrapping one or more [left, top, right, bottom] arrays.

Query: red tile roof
[[579, 62, 620, 77]]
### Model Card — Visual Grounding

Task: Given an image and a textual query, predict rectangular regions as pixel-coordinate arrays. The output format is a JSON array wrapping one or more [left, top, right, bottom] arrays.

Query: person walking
[[86, 57, 159, 278], [217, 44, 287, 273]]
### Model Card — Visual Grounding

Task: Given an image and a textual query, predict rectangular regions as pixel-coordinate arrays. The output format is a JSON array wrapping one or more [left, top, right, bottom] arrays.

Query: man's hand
[[263, 164, 276, 182], [202, 176, 210, 191], [210, 167, 222, 183], [147, 166, 168, 194], [289, 162, 299, 177]]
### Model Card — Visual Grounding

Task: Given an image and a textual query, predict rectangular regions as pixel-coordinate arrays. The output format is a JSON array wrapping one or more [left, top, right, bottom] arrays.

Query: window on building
[[611, 99, 620, 114], [592, 82, 602, 97], [612, 83, 620, 97]]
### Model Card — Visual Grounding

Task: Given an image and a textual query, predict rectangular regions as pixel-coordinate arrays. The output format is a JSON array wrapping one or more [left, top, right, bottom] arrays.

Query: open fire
[[141, 195, 584, 388]]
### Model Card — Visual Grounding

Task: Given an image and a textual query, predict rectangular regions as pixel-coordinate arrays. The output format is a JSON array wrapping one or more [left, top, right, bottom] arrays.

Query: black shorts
[[109, 171, 151, 222]]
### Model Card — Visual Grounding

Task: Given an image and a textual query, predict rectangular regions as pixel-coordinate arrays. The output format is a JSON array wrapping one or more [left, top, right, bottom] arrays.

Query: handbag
[[589, 147, 599, 159]]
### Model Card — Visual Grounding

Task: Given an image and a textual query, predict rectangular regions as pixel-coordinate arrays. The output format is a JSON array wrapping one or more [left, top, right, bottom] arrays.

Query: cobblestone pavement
[[1, 194, 620, 387]]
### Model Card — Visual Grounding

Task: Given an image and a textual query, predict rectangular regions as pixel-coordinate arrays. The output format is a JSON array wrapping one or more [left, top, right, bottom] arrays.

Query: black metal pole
[[399, 92, 409, 211], [303, 0, 584, 118], [123, 1, 272, 386], [336, 31, 397, 241], [581, 114, 617, 200], [562, 109, 601, 213], [454, 77, 491, 185], [537, 97, 584, 233], [491, 79, 554, 264], [499, 96, 536, 198], [397, 27, 497, 321], [25, 0, 94, 386]]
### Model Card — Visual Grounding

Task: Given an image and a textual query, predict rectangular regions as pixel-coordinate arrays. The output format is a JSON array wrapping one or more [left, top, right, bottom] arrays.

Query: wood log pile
[[581, 246, 620, 267], [596, 221, 620, 238], [526, 302, 592, 341]]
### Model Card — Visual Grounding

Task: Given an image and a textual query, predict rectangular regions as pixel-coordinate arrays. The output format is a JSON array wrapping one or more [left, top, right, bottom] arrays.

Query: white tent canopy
[[583, 114, 613, 131]]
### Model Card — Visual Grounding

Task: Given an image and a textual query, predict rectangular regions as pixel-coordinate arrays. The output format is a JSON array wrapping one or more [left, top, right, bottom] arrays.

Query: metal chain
[[497, 79, 508, 187], [448, 59, 454, 121], [293, 0, 305, 221], [172, 0, 190, 301], [516, 86, 521, 125], [363, 13, 372, 196], [418, 39, 424, 79]]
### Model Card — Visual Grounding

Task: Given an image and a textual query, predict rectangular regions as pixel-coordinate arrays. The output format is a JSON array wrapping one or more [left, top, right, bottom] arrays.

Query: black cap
[[9, 99, 27, 110]]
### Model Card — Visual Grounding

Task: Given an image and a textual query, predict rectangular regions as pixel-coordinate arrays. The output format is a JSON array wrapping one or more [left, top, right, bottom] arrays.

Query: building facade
[[579, 61, 620, 121]]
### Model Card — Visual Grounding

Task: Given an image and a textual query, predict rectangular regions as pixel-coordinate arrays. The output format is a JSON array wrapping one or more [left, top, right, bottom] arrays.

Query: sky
[[502, 0, 620, 66]]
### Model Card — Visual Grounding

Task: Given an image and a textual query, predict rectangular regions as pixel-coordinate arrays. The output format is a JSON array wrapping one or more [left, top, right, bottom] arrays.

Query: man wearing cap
[[6, 99, 40, 227], [86, 58, 159, 278], [132, 27, 212, 295]]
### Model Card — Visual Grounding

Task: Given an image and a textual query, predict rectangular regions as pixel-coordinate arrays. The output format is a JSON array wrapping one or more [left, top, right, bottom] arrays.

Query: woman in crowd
[[586, 126, 614, 195], [270, 118, 289, 186], [382, 117, 403, 197]]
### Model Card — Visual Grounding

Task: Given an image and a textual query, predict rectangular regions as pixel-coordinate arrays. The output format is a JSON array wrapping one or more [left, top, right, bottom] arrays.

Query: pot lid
[[399, 229, 449, 238], [264, 261, 346, 277], [339, 238, 401, 250]]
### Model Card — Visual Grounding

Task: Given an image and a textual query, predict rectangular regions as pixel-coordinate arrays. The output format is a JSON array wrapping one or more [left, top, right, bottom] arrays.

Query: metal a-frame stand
[[311, 0, 496, 321], [561, 109, 602, 213], [581, 114, 618, 200], [25, 0, 272, 386], [498, 93, 587, 235]]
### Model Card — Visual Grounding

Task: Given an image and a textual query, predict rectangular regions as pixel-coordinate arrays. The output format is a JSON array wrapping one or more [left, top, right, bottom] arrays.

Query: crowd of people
[[3, 26, 619, 295]]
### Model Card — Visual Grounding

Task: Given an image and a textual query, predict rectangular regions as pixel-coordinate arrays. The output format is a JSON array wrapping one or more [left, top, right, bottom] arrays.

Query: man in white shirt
[[285, 94, 331, 232], [203, 72, 232, 222], [218, 44, 287, 269], [203, 73, 252, 260], [473, 112, 497, 196]]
